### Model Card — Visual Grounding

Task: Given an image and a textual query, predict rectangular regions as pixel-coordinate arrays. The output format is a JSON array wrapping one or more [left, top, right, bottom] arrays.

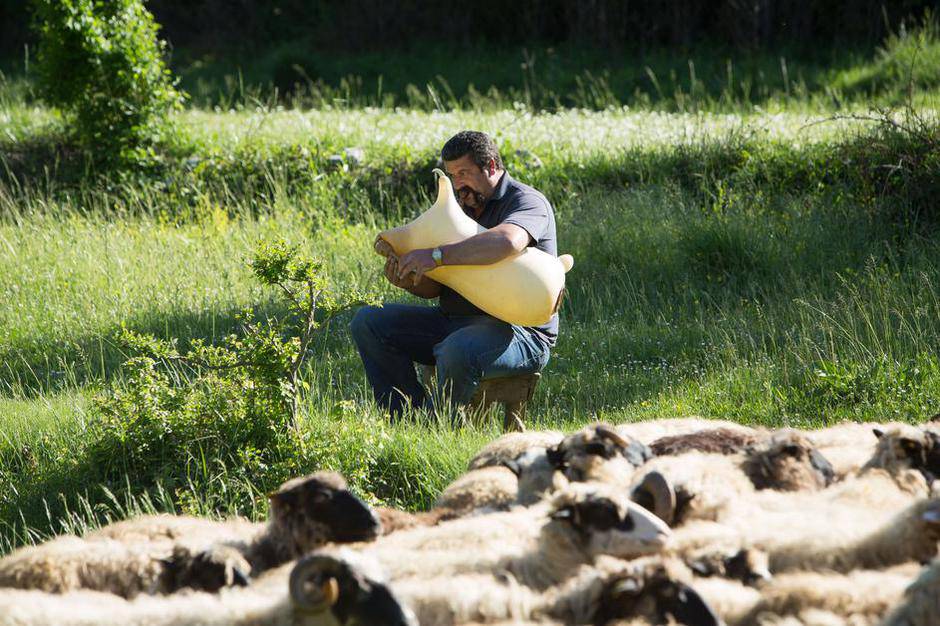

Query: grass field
[[2, 27, 940, 553]]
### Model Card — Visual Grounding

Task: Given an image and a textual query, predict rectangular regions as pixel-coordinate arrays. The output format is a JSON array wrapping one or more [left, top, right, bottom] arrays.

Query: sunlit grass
[[2, 55, 940, 551]]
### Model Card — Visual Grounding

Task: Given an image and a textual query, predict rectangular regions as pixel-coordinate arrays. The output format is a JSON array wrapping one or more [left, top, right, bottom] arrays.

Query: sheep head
[[290, 549, 417, 626], [547, 423, 653, 482], [159, 544, 251, 593], [548, 483, 671, 559], [743, 430, 835, 491], [869, 425, 940, 484], [594, 561, 722, 626], [269, 471, 382, 552], [687, 547, 772, 587]]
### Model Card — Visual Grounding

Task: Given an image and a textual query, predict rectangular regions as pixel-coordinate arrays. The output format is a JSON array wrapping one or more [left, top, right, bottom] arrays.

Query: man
[[350, 130, 558, 419]]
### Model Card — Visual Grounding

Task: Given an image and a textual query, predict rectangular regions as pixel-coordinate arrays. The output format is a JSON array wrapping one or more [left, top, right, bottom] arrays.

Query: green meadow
[[2, 22, 940, 553]]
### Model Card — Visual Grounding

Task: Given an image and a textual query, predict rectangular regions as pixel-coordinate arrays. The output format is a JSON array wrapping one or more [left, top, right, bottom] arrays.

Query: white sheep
[[294, 481, 671, 594], [0, 549, 417, 626], [693, 562, 922, 626], [432, 444, 571, 516], [292, 550, 721, 626], [432, 465, 520, 516], [667, 489, 940, 576], [644, 429, 835, 494], [467, 430, 564, 470], [0, 471, 381, 597], [805, 420, 899, 477]]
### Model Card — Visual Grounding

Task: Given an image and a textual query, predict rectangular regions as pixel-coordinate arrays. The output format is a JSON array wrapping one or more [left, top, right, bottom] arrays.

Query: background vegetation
[[0, 1, 939, 553]]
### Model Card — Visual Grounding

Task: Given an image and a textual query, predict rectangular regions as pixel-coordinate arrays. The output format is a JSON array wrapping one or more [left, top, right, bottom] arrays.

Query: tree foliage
[[31, 0, 184, 165]]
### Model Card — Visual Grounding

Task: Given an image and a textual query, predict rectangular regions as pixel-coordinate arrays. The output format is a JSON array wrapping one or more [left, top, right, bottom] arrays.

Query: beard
[[456, 186, 487, 210]]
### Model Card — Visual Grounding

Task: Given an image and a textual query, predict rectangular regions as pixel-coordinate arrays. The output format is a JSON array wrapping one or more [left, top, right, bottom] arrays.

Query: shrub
[[31, 0, 185, 166], [88, 240, 379, 510]]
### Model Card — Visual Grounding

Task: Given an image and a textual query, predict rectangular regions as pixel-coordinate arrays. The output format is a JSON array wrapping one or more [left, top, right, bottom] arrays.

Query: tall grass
[[2, 27, 940, 551]]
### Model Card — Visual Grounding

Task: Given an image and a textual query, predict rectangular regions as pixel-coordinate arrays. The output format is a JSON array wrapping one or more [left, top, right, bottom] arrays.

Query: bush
[[88, 240, 379, 510], [31, 0, 185, 166]]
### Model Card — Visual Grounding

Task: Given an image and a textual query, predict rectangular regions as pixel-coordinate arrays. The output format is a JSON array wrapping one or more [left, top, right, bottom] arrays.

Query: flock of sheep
[[2, 416, 940, 625]]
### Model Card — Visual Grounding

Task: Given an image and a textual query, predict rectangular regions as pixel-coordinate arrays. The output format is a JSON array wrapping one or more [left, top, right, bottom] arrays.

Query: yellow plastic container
[[375, 169, 573, 326]]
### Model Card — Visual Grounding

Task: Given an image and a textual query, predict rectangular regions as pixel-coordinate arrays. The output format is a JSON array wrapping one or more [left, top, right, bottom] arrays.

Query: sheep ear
[[546, 445, 565, 467], [501, 459, 522, 476], [595, 424, 630, 449], [873, 428, 885, 439]]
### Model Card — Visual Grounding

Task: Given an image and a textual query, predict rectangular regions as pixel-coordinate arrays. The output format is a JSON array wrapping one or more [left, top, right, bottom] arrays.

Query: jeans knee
[[349, 306, 380, 347], [434, 340, 475, 379]]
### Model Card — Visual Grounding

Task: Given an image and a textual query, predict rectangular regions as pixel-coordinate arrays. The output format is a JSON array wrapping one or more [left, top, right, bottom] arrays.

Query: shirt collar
[[487, 171, 512, 203]]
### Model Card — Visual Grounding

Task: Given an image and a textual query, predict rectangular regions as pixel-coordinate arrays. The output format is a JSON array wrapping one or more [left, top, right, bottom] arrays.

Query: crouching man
[[350, 130, 559, 420]]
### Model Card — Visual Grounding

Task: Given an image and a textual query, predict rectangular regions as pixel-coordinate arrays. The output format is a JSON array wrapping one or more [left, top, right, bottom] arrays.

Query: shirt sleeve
[[500, 194, 549, 245]]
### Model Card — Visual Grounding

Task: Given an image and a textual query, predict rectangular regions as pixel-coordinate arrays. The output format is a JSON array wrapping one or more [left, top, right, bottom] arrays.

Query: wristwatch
[[432, 247, 444, 266]]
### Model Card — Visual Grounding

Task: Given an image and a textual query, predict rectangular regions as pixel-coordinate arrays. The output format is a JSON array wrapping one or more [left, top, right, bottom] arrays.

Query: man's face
[[444, 154, 491, 211]]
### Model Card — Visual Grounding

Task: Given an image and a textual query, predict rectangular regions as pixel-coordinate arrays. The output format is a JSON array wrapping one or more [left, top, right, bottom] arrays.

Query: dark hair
[[441, 130, 503, 170]]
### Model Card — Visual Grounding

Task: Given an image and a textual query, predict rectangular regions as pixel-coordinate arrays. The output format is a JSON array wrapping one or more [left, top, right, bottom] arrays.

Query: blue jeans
[[349, 304, 551, 419]]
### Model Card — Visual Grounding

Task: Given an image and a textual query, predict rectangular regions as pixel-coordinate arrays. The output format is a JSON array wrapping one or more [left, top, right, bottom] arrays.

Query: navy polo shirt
[[439, 171, 559, 347]]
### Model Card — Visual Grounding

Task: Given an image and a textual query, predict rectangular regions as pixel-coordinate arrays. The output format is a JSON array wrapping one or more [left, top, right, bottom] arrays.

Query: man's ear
[[487, 158, 497, 176]]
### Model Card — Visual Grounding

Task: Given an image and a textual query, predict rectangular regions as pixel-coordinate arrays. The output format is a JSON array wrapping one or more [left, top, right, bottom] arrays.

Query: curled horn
[[289, 555, 342, 613], [631, 471, 676, 526], [595, 423, 631, 449]]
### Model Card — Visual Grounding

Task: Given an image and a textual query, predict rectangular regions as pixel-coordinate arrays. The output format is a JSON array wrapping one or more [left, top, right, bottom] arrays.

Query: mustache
[[456, 186, 486, 206]]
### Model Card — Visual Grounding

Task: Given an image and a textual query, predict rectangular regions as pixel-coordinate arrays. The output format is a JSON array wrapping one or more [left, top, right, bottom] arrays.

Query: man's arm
[[396, 223, 532, 285], [439, 223, 532, 265]]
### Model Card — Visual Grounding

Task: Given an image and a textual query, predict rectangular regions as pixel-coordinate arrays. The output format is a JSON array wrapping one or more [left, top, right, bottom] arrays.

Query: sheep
[[880, 557, 940, 626], [691, 562, 924, 626], [861, 424, 940, 488], [617, 417, 760, 446], [292, 551, 722, 626], [467, 430, 564, 470], [294, 482, 672, 594], [650, 427, 764, 456], [431, 443, 573, 517], [432, 465, 520, 516], [647, 428, 835, 493], [804, 420, 925, 478], [0, 550, 417, 626], [571, 559, 727, 626], [547, 422, 654, 485], [739, 430, 835, 491], [667, 493, 940, 576], [0, 471, 381, 597], [628, 431, 839, 529]]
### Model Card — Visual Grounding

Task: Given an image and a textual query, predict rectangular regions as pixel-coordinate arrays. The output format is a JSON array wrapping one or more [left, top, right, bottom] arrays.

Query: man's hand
[[383, 255, 413, 289], [397, 248, 437, 286]]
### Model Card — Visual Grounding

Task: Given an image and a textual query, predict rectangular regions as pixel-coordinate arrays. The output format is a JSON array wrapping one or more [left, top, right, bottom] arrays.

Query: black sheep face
[[290, 552, 417, 626], [160, 545, 251, 593], [269, 472, 381, 552], [549, 488, 671, 559], [597, 568, 721, 626]]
